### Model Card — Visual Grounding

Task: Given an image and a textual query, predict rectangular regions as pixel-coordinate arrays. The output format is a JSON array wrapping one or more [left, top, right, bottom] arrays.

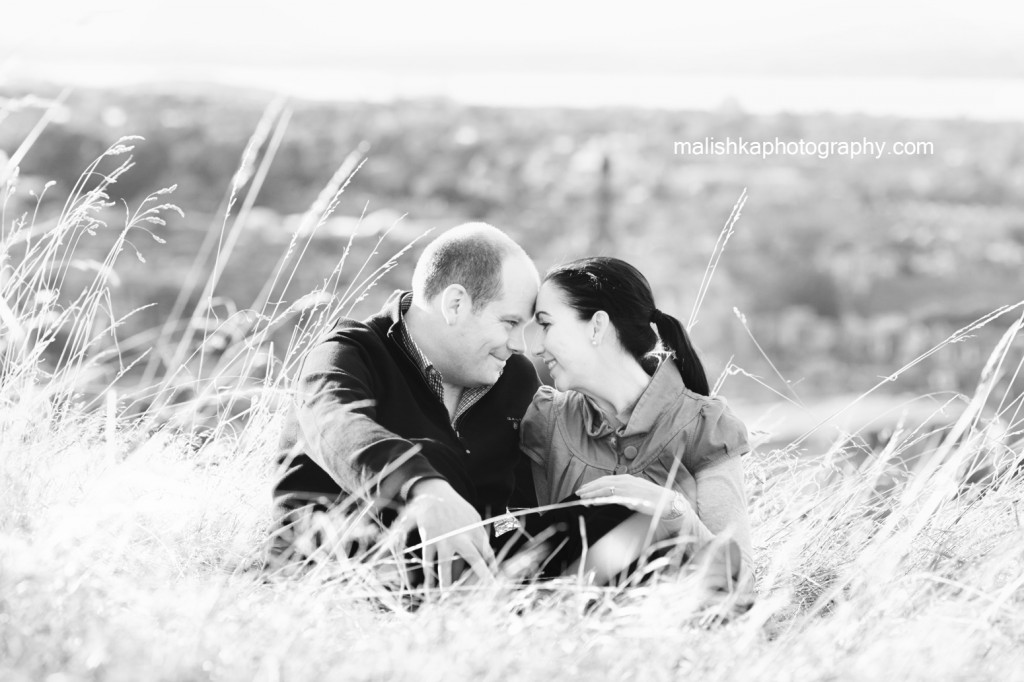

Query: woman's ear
[[590, 310, 610, 346], [440, 284, 469, 326]]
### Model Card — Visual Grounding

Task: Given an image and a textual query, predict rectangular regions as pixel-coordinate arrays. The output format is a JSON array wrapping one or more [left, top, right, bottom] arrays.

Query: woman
[[517, 257, 752, 590]]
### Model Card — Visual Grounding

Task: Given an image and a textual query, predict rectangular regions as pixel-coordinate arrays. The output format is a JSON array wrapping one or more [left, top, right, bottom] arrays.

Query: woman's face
[[530, 281, 599, 393]]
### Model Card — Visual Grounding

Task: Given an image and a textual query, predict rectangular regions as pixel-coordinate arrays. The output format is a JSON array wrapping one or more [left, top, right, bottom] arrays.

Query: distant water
[[246, 69, 1022, 121], [8, 61, 1022, 121]]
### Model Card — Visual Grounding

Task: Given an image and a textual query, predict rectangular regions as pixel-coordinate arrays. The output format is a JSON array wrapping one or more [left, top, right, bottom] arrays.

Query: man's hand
[[404, 478, 496, 589]]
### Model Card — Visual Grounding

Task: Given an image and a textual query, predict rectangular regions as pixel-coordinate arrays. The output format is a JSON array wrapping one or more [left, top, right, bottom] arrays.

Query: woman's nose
[[524, 323, 544, 356]]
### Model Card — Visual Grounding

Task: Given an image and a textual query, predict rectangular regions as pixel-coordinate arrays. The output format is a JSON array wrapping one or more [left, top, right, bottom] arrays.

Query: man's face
[[447, 257, 537, 387]]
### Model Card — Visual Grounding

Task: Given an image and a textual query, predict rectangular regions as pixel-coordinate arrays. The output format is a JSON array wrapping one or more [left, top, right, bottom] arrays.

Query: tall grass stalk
[[136, 100, 289, 398]]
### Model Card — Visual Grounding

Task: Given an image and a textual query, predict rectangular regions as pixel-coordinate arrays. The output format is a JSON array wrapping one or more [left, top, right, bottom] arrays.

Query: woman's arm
[[576, 456, 752, 588], [690, 455, 753, 572], [683, 455, 754, 592]]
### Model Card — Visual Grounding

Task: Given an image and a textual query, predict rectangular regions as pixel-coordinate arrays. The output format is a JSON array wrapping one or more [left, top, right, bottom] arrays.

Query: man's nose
[[506, 325, 527, 355]]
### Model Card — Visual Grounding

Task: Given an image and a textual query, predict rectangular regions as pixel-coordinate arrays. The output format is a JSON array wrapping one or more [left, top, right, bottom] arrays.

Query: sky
[[3, 1, 1022, 117]]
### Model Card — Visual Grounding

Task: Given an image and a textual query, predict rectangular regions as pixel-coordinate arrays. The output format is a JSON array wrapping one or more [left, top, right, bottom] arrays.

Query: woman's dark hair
[[544, 257, 710, 396]]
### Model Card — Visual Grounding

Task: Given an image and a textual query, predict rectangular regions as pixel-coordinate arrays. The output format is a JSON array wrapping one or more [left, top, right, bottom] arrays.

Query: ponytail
[[651, 309, 710, 396]]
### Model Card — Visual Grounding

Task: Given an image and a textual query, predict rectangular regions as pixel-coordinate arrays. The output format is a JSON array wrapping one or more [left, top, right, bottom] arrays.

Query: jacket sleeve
[[687, 398, 751, 475], [677, 399, 754, 591], [692, 455, 754, 588], [661, 455, 753, 593], [520, 386, 556, 464], [519, 386, 557, 505], [294, 330, 443, 506]]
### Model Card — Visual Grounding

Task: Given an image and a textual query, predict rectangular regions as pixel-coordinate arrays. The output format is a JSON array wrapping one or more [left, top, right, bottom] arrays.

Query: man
[[274, 222, 540, 587]]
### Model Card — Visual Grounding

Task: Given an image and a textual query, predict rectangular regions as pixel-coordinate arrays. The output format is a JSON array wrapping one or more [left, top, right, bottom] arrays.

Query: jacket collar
[[381, 289, 409, 335], [579, 359, 689, 438]]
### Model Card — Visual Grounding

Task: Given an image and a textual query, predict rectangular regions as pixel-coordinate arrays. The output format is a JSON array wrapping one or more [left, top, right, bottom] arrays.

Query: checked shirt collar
[[393, 292, 490, 427]]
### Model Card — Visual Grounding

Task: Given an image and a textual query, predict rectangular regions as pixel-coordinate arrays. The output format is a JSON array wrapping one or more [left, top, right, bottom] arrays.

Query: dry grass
[[3, 98, 1024, 681], [5, 390, 1024, 681]]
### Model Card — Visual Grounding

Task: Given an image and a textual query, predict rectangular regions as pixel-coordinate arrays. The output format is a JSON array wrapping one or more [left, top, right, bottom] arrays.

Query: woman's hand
[[576, 474, 690, 518]]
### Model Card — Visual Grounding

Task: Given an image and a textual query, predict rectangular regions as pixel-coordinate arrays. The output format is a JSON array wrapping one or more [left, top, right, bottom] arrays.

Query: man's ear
[[440, 284, 469, 326], [590, 310, 610, 345]]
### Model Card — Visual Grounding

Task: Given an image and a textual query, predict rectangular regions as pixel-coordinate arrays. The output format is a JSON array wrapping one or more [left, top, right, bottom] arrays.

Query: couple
[[274, 222, 752, 591]]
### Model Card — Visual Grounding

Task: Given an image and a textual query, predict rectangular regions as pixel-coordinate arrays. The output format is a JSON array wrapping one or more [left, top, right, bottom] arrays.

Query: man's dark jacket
[[276, 292, 540, 519]]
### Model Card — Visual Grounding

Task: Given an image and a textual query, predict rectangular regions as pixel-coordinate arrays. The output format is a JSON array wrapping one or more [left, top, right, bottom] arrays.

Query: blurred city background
[[2, 1, 1023, 447]]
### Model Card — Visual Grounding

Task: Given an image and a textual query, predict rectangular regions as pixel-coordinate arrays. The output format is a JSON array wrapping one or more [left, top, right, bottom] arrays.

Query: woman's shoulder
[[520, 386, 595, 472], [553, 388, 610, 432], [675, 390, 751, 466], [677, 387, 734, 416], [526, 384, 571, 416], [658, 386, 726, 427], [525, 386, 606, 438], [529, 384, 590, 412], [522, 385, 576, 437]]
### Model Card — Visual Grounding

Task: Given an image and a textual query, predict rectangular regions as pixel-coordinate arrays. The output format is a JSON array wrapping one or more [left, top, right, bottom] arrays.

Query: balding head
[[412, 222, 536, 311], [405, 223, 539, 387]]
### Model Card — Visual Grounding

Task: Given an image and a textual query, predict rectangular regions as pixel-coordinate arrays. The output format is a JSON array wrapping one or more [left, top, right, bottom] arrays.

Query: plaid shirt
[[395, 294, 491, 428]]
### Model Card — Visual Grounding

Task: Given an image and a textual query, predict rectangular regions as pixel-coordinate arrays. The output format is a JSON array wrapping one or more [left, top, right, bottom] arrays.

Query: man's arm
[[295, 331, 494, 585], [295, 333, 442, 504]]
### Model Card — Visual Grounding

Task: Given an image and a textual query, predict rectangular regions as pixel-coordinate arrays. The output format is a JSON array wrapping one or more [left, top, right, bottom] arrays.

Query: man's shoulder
[[314, 291, 402, 339], [316, 306, 393, 348], [298, 309, 398, 378]]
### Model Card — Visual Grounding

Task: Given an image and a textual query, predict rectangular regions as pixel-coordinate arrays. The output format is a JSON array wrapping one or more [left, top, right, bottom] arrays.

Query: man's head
[[410, 222, 539, 388]]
